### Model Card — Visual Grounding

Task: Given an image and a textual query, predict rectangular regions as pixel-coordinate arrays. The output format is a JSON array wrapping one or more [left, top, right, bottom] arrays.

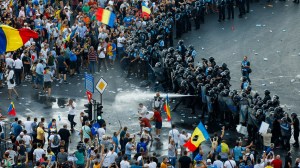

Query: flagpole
[[168, 93, 175, 141]]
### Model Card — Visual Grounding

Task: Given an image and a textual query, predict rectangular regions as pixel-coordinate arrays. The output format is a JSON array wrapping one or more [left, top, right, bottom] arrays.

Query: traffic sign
[[96, 78, 107, 94], [85, 73, 94, 93]]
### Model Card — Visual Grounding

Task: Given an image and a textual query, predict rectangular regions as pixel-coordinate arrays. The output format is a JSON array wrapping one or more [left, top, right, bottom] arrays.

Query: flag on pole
[[0, 25, 39, 53], [95, 8, 116, 27], [141, 2, 151, 18], [184, 122, 209, 152], [163, 94, 171, 121], [7, 102, 16, 116]]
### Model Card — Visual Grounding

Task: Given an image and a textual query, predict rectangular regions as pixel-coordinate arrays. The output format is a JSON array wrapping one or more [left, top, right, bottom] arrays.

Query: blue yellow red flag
[[7, 102, 16, 116], [184, 122, 209, 151]]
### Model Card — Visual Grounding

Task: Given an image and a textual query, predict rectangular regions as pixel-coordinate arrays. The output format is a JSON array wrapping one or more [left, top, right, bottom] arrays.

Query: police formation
[[152, 42, 298, 152]]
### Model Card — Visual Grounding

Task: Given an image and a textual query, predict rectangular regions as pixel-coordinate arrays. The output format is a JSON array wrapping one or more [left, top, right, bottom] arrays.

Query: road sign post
[[95, 78, 107, 105], [85, 73, 94, 93]]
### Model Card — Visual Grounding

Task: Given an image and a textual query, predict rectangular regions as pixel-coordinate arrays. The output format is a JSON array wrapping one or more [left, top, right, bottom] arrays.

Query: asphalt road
[[0, 0, 299, 157]]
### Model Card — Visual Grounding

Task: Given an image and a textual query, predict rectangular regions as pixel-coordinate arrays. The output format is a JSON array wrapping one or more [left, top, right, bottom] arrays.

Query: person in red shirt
[[153, 109, 162, 139], [139, 117, 151, 135], [272, 155, 283, 168]]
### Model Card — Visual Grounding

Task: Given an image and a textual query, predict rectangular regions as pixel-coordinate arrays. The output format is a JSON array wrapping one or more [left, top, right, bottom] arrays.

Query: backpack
[[245, 154, 253, 166], [239, 161, 246, 168], [52, 134, 60, 146], [91, 122, 100, 136], [69, 52, 77, 62]]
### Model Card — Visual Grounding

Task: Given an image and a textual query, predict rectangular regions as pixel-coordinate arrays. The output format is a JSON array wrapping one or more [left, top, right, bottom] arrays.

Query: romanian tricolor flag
[[142, 2, 151, 18], [95, 8, 116, 27], [184, 122, 209, 152], [0, 25, 39, 53], [163, 94, 171, 121], [7, 102, 16, 116]]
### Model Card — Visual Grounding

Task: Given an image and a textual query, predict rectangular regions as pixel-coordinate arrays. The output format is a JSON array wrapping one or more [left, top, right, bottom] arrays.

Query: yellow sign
[[96, 78, 107, 94]]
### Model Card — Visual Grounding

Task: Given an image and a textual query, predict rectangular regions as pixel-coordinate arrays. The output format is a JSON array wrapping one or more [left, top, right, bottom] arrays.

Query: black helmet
[[155, 62, 161, 67], [181, 80, 188, 87], [168, 47, 175, 53], [188, 45, 194, 50], [178, 40, 184, 45], [196, 75, 203, 81], [268, 107, 274, 112], [291, 112, 297, 117], [264, 90, 270, 95], [217, 83, 224, 89], [209, 56, 215, 62], [187, 57, 193, 63], [262, 104, 268, 110], [222, 63, 227, 69], [241, 92, 247, 98], [273, 95, 279, 100]]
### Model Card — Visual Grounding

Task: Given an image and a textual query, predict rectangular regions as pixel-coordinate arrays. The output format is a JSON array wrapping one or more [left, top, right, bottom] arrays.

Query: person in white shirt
[[67, 99, 77, 132], [138, 103, 148, 118], [5, 54, 14, 68], [33, 143, 45, 162], [148, 158, 157, 168], [213, 155, 224, 168], [179, 130, 189, 156], [254, 159, 265, 168], [224, 156, 237, 168], [97, 124, 106, 144], [24, 117, 33, 135], [13, 56, 23, 86], [116, 34, 126, 59], [97, 42, 108, 73], [18, 6, 25, 18], [22, 130, 32, 152], [5, 66, 19, 99], [49, 131, 61, 156], [120, 155, 130, 168], [168, 124, 180, 146], [109, 146, 118, 165], [102, 143, 116, 167]]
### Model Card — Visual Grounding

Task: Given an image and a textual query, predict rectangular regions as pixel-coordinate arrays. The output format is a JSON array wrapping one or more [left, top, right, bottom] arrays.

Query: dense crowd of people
[[0, 0, 299, 167]]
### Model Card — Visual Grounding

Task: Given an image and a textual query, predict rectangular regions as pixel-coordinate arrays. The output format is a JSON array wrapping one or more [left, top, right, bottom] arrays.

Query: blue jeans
[[169, 157, 177, 167], [242, 70, 251, 83], [35, 74, 44, 86], [117, 47, 124, 60], [89, 61, 96, 74]]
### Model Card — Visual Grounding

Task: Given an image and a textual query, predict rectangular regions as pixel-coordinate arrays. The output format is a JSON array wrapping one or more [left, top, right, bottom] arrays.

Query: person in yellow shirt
[[265, 161, 273, 168], [36, 123, 45, 147], [107, 41, 113, 65], [160, 157, 169, 168]]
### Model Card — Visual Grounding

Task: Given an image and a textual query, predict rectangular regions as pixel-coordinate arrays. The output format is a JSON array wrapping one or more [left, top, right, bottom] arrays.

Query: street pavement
[[0, 0, 300, 161]]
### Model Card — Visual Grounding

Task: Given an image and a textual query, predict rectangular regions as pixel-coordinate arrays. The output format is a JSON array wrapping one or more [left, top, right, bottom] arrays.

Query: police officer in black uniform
[[226, 0, 234, 19], [237, 0, 245, 18], [193, 2, 201, 30], [291, 112, 299, 147], [175, 9, 182, 39], [218, 0, 226, 22]]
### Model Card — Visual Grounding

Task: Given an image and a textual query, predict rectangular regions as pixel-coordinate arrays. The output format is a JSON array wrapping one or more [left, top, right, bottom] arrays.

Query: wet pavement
[[0, 0, 299, 162]]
